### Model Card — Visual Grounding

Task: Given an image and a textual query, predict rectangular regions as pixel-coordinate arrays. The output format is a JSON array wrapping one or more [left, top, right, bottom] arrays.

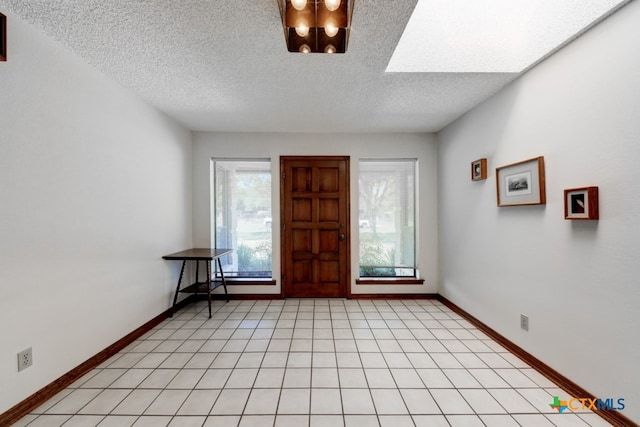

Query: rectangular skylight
[[386, 0, 628, 73]]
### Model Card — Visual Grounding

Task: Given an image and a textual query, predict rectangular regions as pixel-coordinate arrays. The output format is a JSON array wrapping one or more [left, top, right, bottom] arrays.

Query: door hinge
[[282, 172, 286, 179], [282, 274, 287, 282]]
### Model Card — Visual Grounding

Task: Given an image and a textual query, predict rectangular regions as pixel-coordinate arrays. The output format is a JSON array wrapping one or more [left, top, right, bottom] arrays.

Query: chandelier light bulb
[[324, 44, 336, 54], [325, 0, 341, 11], [325, 21, 339, 37], [299, 44, 311, 53], [291, 0, 307, 11], [295, 24, 310, 37]]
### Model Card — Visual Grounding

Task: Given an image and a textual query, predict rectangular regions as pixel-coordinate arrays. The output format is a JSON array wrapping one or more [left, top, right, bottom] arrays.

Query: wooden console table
[[162, 248, 233, 318]]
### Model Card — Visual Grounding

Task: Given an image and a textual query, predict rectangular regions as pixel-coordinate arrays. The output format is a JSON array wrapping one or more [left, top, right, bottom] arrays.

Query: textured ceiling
[[0, 0, 629, 133]]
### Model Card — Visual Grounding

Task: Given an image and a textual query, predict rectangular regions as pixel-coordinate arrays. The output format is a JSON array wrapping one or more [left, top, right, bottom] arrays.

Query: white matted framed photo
[[496, 156, 546, 207], [564, 186, 599, 220], [471, 158, 487, 181]]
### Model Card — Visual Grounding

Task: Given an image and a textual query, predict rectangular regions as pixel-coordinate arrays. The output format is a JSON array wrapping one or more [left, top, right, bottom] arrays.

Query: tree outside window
[[359, 160, 416, 277], [213, 160, 272, 278]]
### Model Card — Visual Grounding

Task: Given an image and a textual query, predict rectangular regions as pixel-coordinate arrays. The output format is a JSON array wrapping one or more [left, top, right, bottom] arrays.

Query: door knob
[[339, 234, 346, 241]]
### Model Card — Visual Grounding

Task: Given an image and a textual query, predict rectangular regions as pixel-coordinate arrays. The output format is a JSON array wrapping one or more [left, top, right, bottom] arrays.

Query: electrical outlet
[[520, 314, 529, 331], [17, 348, 33, 372]]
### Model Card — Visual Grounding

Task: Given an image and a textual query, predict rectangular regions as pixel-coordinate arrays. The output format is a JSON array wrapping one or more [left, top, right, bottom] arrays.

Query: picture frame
[[496, 156, 546, 206], [0, 13, 6, 62], [471, 158, 487, 181], [564, 186, 599, 220]]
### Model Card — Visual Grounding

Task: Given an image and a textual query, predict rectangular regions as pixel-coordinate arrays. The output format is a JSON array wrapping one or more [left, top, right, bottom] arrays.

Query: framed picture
[[0, 13, 6, 61], [471, 158, 487, 181], [496, 156, 546, 206], [564, 186, 599, 220]]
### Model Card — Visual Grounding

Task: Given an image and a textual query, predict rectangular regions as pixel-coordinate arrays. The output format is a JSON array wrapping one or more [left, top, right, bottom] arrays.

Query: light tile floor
[[14, 299, 613, 426]]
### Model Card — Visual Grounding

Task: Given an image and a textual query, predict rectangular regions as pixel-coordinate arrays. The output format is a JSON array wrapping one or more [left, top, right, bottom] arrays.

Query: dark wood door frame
[[280, 156, 351, 299]]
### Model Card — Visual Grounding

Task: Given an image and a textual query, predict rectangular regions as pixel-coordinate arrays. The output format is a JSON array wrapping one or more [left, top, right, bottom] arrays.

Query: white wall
[[192, 132, 439, 296], [0, 14, 192, 413], [438, 1, 640, 423]]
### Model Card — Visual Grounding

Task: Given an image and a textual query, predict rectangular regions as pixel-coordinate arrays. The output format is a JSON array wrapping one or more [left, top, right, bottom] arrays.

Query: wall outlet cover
[[18, 348, 33, 371], [520, 314, 529, 331]]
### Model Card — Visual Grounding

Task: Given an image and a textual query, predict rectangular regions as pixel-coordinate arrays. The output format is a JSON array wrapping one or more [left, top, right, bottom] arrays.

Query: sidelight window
[[212, 159, 272, 278], [359, 159, 416, 277]]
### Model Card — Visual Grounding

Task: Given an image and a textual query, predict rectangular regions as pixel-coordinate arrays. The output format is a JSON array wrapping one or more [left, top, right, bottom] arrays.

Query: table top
[[162, 248, 233, 261]]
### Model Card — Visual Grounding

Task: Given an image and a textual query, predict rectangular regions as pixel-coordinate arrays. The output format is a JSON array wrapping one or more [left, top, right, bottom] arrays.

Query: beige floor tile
[[144, 389, 190, 415], [370, 389, 408, 414], [15, 299, 595, 427], [341, 388, 375, 414], [210, 389, 251, 415], [243, 388, 280, 414], [311, 388, 343, 414], [176, 389, 220, 415], [112, 390, 162, 415], [278, 388, 310, 414]]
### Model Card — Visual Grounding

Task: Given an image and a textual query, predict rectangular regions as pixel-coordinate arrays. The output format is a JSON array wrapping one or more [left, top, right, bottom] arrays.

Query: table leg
[[170, 260, 186, 317], [194, 260, 199, 298], [217, 258, 229, 302], [206, 260, 212, 318]]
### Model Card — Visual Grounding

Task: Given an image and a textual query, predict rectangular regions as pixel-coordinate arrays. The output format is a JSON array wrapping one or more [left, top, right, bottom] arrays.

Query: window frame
[[211, 158, 274, 281], [357, 158, 422, 284]]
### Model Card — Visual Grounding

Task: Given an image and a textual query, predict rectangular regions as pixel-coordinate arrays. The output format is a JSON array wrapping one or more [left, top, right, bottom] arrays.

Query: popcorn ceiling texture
[[0, 0, 627, 133]]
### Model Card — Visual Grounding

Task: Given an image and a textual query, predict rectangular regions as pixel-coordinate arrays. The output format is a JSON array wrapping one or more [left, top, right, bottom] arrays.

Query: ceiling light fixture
[[278, 0, 354, 54], [295, 24, 310, 37], [325, 0, 341, 12], [291, 0, 307, 10], [324, 20, 339, 37]]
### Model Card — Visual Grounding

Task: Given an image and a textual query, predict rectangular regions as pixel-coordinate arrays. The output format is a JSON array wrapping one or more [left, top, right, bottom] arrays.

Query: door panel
[[281, 156, 350, 298]]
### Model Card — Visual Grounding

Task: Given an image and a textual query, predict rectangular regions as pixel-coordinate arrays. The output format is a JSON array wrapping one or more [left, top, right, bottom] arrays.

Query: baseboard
[[0, 297, 194, 427], [438, 295, 637, 427]]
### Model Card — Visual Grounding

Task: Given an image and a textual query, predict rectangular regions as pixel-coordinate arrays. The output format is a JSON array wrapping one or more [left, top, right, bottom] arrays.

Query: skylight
[[386, 0, 627, 73]]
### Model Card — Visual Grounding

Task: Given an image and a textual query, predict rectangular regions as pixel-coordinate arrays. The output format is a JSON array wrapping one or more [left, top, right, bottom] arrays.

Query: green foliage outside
[[236, 242, 272, 275], [359, 235, 396, 277]]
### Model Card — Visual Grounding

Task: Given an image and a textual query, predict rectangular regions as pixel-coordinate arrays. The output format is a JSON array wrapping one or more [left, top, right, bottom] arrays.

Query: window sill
[[355, 278, 425, 285], [222, 278, 277, 286]]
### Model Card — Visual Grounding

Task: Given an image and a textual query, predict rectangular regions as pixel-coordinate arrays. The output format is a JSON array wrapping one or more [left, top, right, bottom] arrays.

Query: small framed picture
[[496, 156, 546, 206], [564, 187, 599, 220], [0, 13, 6, 61], [471, 158, 487, 181]]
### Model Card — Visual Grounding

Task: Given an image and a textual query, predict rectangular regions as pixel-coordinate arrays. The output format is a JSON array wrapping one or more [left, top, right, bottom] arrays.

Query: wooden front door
[[281, 156, 350, 298]]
